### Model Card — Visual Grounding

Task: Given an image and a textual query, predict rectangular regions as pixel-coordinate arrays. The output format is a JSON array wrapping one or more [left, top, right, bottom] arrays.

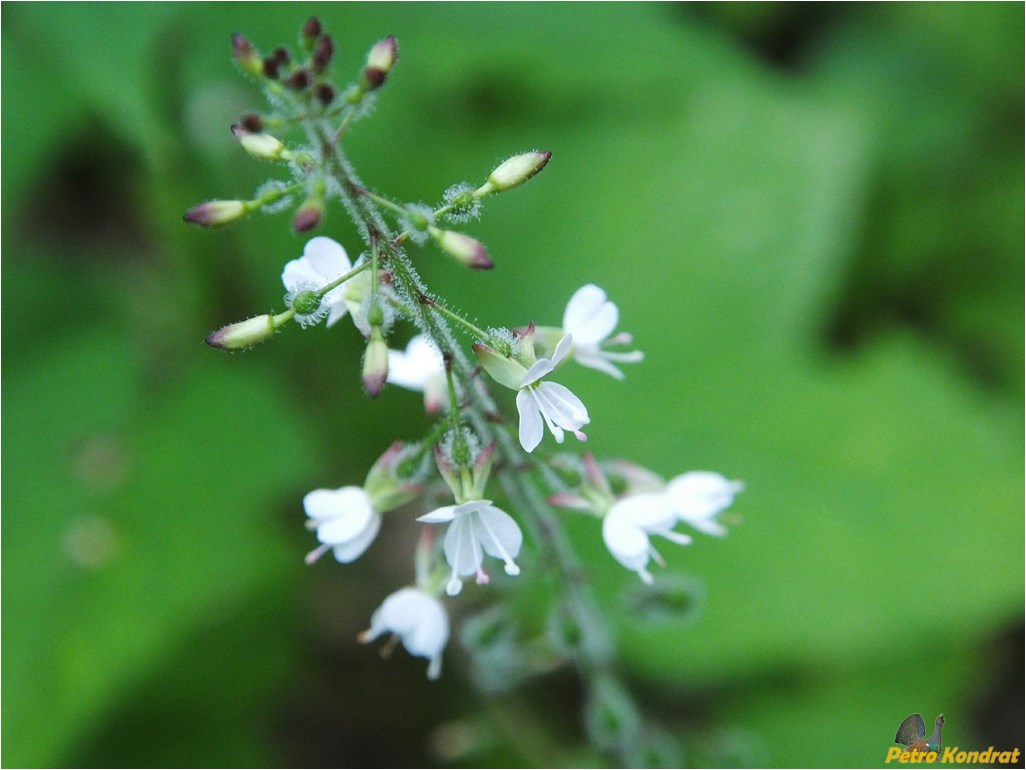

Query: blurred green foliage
[[2, 3, 1022, 767]]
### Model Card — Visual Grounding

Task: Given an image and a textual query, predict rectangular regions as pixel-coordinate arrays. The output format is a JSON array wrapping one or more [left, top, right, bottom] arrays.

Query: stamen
[[304, 543, 330, 564]]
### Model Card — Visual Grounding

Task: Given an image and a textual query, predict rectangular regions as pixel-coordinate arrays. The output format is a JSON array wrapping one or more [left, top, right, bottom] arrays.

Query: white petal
[[303, 236, 352, 277], [388, 335, 445, 391], [329, 510, 381, 562], [516, 388, 544, 452], [324, 302, 350, 328], [602, 507, 650, 571], [417, 505, 458, 524], [317, 505, 376, 547], [563, 285, 618, 346], [573, 347, 626, 380], [549, 334, 576, 367], [303, 487, 371, 522], [667, 472, 742, 520], [282, 258, 324, 291], [520, 356, 556, 388], [476, 505, 523, 561], [613, 493, 676, 532], [368, 587, 449, 660], [443, 516, 484, 577], [533, 381, 590, 429]]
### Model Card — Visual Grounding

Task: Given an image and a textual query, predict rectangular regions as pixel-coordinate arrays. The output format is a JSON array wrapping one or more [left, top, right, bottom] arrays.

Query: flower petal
[[417, 505, 458, 524], [329, 510, 381, 562], [443, 516, 484, 577], [303, 487, 371, 522], [533, 381, 589, 429], [563, 285, 618, 346], [282, 258, 324, 291], [303, 236, 352, 277], [476, 505, 523, 561], [602, 507, 650, 571], [614, 492, 676, 532], [516, 388, 544, 452], [317, 504, 376, 547]]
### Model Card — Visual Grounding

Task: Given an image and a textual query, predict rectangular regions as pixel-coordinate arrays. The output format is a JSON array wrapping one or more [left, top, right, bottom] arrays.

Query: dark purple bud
[[302, 17, 321, 40], [315, 84, 335, 105], [272, 47, 290, 65], [241, 113, 263, 132], [262, 57, 280, 79], [312, 35, 334, 72], [284, 69, 311, 90]]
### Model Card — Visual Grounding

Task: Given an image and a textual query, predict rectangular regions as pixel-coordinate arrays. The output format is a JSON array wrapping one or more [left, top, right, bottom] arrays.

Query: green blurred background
[[2, 3, 1022, 767]]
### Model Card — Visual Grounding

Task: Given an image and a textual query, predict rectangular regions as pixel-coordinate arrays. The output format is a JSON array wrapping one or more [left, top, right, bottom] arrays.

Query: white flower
[[516, 335, 590, 453], [562, 284, 643, 380], [282, 236, 371, 331], [417, 500, 523, 596], [360, 587, 449, 680], [303, 486, 381, 564], [386, 334, 447, 414], [666, 471, 743, 537], [602, 493, 692, 584]]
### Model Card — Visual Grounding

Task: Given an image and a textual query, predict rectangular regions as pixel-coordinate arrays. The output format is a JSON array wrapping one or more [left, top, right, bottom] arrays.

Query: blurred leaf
[[1, 329, 317, 766]]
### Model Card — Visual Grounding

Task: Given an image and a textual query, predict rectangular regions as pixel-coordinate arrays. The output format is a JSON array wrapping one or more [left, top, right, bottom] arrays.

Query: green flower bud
[[230, 124, 291, 161], [206, 314, 275, 350], [430, 227, 492, 269], [478, 151, 551, 196], [182, 199, 247, 228], [362, 327, 389, 396]]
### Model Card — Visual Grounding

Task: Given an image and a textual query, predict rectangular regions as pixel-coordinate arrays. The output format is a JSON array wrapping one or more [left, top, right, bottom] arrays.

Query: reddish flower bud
[[292, 200, 323, 232], [302, 17, 322, 40], [231, 33, 264, 77], [312, 35, 334, 73]]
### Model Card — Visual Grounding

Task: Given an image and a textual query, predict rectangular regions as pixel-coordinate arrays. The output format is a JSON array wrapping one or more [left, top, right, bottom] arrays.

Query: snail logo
[[895, 713, 945, 755], [885, 713, 1022, 765]]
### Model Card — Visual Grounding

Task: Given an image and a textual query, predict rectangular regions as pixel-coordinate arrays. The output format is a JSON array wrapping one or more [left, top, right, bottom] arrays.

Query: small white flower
[[282, 236, 372, 332], [516, 334, 590, 453], [386, 334, 447, 414], [360, 587, 449, 680], [303, 486, 381, 564], [417, 500, 523, 596], [562, 284, 643, 380], [666, 471, 744, 537], [602, 493, 692, 584]]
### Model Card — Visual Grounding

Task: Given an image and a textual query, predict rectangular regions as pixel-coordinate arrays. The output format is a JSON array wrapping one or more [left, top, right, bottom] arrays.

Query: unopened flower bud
[[312, 34, 334, 73], [284, 68, 311, 90], [479, 151, 552, 196], [292, 199, 323, 232], [315, 83, 335, 106], [363, 35, 397, 90], [430, 227, 492, 270], [302, 17, 322, 41], [183, 199, 247, 228], [231, 33, 264, 78], [230, 124, 291, 161], [206, 314, 276, 350], [364, 441, 423, 512], [363, 328, 389, 396]]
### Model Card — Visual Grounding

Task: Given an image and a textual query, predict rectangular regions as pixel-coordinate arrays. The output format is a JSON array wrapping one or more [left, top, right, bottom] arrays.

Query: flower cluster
[[190, 18, 743, 703]]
